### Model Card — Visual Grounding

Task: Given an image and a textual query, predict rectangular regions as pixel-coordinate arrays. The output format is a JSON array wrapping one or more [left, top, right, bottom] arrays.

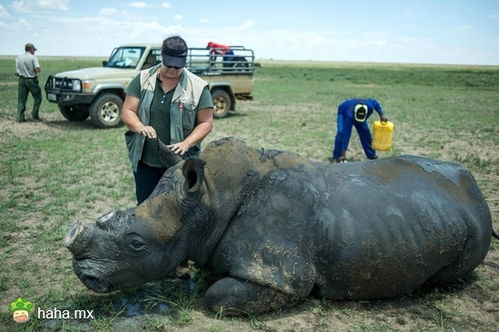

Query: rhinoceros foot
[[204, 276, 301, 315]]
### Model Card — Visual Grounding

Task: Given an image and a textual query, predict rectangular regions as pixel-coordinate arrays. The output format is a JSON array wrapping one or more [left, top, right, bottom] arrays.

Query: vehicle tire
[[59, 105, 89, 122], [89, 93, 123, 128], [211, 89, 232, 119]]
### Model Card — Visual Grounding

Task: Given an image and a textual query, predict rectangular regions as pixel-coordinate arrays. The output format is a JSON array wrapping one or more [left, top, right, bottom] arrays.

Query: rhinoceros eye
[[131, 240, 144, 249], [126, 235, 146, 252]]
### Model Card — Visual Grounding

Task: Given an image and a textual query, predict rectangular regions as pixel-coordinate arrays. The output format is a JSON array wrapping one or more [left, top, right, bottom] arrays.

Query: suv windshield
[[106, 47, 145, 68]]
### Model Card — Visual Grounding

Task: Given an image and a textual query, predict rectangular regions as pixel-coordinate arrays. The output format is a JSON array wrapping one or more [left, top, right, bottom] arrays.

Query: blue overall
[[332, 98, 384, 160]]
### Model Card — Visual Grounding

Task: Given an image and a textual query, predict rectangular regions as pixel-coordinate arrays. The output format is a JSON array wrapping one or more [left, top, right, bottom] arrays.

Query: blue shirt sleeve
[[370, 99, 384, 116]]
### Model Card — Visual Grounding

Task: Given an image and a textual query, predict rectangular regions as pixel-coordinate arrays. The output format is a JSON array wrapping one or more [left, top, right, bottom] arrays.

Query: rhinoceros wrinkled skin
[[64, 137, 494, 314]]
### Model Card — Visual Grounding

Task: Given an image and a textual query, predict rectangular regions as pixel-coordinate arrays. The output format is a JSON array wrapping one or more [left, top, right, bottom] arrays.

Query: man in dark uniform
[[15, 42, 42, 122]]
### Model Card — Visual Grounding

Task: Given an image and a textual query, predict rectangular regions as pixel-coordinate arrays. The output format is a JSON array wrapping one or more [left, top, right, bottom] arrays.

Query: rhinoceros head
[[64, 139, 210, 293]]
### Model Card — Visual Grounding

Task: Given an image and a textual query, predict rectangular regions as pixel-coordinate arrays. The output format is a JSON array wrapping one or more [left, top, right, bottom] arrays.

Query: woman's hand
[[168, 141, 191, 155], [137, 126, 157, 139]]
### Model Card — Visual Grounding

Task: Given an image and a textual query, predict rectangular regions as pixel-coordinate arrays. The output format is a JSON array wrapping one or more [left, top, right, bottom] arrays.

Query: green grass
[[0, 56, 498, 331]]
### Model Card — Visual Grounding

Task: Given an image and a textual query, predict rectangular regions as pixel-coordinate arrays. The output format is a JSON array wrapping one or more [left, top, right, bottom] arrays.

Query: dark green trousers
[[17, 76, 42, 121]]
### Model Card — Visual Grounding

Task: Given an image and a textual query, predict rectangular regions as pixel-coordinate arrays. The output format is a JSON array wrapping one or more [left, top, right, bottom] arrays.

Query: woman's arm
[[121, 95, 157, 138]]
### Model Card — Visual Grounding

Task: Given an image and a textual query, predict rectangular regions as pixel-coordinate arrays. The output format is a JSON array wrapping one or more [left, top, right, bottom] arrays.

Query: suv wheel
[[59, 105, 89, 122], [89, 93, 123, 128], [212, 89, 232, 119]]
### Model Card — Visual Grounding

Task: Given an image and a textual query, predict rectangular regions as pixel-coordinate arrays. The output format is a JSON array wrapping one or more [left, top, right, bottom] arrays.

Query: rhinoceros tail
[[493, 229, 499, 240]]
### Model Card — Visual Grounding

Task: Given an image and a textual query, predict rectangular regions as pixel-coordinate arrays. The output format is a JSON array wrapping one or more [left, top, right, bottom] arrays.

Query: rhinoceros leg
[[204, 276, 302, 315]]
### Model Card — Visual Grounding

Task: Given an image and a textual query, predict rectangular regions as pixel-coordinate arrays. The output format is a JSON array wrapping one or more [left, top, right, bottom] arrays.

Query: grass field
[[0, 56, 498, 331]]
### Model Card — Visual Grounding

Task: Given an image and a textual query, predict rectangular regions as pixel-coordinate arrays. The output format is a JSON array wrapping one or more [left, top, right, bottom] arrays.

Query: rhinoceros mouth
[[80, 274, 109, 293]]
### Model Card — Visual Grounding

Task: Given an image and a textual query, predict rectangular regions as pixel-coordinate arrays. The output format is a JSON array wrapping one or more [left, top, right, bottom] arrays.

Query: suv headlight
[[81, 80, 95, 93], [72, 79, 81, 92]]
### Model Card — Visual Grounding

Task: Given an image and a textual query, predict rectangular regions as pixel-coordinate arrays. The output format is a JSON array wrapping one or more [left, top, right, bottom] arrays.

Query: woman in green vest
[[122, 36, 214, 204]]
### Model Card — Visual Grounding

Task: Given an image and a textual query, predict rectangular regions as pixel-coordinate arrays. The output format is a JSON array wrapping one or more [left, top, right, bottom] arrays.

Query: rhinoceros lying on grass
[[64, 137, 495, 314]]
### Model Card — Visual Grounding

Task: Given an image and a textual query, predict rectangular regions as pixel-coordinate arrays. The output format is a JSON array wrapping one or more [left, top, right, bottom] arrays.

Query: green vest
[[125, 64, 208, 171]]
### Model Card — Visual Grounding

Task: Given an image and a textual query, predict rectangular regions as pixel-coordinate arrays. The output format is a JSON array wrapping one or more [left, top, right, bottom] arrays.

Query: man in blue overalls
[[331, 98, 388, 163]]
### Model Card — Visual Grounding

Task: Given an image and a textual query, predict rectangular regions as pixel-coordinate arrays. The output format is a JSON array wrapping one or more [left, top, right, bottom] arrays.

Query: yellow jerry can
[[372, 120, 394, 151]]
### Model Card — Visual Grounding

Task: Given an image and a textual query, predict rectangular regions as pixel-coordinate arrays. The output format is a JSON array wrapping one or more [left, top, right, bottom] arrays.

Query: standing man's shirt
[[16, 52, 40, 78]]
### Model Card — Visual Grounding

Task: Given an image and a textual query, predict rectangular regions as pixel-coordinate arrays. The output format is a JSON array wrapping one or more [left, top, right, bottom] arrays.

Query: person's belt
[[20, 76, 36, 79]]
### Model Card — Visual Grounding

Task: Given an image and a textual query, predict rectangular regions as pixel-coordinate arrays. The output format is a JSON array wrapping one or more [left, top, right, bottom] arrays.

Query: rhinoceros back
[[312, 155, 492, 299]]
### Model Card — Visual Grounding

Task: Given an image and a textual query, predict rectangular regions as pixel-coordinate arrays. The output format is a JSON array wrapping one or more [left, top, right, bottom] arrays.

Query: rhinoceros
[[64, 137, 495, 314]]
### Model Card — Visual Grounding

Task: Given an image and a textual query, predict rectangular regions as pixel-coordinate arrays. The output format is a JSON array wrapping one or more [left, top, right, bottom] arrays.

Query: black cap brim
[[162, 54, 186, 68]]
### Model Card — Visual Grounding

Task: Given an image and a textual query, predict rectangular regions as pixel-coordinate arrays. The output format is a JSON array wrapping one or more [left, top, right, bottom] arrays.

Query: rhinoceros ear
[[156, 138, 183, 168], [182, 158, 206, 194]]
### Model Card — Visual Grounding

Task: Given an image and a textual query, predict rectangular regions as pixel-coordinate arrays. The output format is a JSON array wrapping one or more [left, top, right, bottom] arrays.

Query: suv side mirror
[[102, 61, 108, 67]]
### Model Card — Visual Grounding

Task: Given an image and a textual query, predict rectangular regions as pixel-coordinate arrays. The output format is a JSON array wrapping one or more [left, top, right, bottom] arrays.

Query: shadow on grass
[[43, 119, 124, 131], [220, 111, 248, 119], [1, 270, 484, 331]]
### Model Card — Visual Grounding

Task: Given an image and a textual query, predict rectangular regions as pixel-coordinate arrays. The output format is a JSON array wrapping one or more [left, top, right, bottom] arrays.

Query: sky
[[0, 0, 498, 65]]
